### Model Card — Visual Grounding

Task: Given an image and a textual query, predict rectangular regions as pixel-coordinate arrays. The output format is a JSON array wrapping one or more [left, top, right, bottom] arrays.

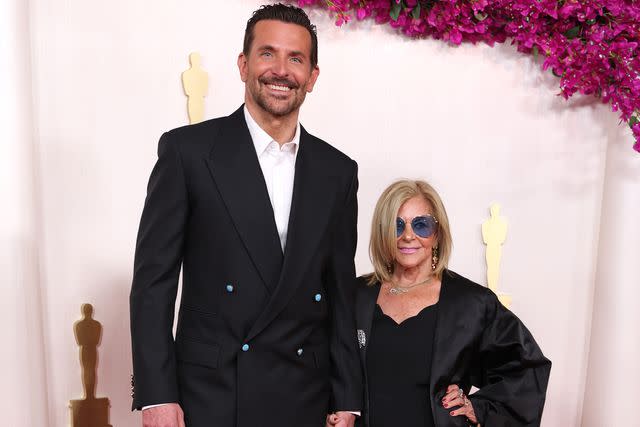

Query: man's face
[[238, 20, 319, 118]]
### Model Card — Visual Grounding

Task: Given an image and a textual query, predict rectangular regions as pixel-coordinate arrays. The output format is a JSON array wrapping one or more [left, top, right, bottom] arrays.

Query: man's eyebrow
[[288, 50, 307, 58], [255, 45, 307, 59], [255, 44, 275, 51]]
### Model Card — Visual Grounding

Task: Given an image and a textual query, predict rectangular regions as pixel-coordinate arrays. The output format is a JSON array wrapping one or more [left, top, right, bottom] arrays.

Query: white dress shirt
[[243, 106, 299, 252]]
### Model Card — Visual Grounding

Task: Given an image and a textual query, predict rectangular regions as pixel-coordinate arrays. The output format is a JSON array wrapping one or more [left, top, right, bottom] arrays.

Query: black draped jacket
[[355, 270, 551, 427]]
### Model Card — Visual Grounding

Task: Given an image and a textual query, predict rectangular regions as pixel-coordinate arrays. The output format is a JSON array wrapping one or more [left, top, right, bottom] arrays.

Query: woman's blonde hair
[[368, 179, 452, 285]]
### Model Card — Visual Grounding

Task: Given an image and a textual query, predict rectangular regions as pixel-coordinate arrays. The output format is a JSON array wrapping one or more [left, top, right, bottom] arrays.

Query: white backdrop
[[3, 0, 639, 426]]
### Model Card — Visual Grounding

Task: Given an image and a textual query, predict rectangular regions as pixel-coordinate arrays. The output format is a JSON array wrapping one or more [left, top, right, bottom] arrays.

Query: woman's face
[[394, 196, 438, 271]]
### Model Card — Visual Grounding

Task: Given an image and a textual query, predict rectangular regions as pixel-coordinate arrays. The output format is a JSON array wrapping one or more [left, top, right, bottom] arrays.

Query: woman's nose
[[403, 228, 415, 240]]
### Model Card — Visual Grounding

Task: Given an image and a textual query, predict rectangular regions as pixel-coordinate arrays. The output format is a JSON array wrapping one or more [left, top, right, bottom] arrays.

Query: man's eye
[[290, 57, 302, 63]]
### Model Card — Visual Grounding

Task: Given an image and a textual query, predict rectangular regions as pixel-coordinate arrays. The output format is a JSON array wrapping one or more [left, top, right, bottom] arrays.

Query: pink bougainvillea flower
[[633, 123, 640, 152], [295, 0, 640, 152]]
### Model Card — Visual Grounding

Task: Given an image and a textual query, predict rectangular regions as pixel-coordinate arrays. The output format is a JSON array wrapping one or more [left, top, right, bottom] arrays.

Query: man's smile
[[267, 84, 291, 92]]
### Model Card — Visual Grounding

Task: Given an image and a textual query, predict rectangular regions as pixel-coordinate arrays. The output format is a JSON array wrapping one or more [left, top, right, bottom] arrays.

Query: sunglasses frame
[[396, 214, 439, 239]]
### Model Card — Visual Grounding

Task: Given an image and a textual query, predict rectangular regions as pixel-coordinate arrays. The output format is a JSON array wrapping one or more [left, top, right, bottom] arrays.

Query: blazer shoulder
[[166, 116, 225, 138], [355, 275, 379, 322], [302, 129, 357, 171], [442, 269, 496, 304], [158, 116, 227, 156], [356, 274, 372, 285], [355, 274, 378, 300]]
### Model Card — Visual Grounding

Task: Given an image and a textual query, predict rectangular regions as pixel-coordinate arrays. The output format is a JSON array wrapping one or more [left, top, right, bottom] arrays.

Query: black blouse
[[367, 303, 438, 427]]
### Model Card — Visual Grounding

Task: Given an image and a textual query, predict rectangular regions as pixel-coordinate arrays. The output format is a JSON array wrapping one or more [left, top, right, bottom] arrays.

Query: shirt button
[[297, 348, 304, 356], [242, 344, 250, 352], [226, 284, 234, 293], [314, 293, 322, 302]]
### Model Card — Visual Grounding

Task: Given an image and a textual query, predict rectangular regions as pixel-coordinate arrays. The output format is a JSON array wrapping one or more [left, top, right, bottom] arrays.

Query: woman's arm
[[469, 289, 552, 427]]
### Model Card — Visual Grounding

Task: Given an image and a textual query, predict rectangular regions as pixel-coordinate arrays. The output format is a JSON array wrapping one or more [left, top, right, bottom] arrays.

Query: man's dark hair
[[243, 3, 318, 68]]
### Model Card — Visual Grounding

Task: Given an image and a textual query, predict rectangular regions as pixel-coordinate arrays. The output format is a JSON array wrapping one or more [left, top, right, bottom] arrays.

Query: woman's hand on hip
[[441, 384, 478, 425]]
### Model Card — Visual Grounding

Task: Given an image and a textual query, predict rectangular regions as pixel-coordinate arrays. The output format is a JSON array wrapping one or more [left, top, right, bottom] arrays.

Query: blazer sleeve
[[129, 132, 188, 409], [326, 160, 363, 412], [469, 289, 552, 427]]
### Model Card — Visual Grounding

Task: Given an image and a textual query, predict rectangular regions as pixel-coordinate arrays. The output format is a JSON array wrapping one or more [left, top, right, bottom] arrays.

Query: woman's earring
[[386, 262, 393, 274], [431, 246, 439, 271]]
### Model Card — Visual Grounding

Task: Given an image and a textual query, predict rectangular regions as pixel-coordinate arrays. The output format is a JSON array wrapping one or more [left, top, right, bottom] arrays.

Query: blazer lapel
[[246, 127, 338, 341], [205, 106, 283, 293], [356, 281, 379, 364], [429, 271, 470, 399]]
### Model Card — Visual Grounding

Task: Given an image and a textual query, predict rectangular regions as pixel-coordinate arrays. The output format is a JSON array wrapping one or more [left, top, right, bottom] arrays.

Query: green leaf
[[532, 45, 539, 60], [474, 11, 488, 21], [630, 116, 639, 128], [390, 2, 402, 21], [411, 4, 421, 19], [586, 18, 596, 25], [564, 26, 580, 39]]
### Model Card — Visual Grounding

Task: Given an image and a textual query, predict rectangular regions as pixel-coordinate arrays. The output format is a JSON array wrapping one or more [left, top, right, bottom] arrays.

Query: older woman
[[330, 180, 550, 427]]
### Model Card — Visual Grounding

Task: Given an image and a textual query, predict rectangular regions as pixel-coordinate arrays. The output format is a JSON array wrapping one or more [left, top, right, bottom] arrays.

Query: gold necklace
[[388, 274, 434, 295]]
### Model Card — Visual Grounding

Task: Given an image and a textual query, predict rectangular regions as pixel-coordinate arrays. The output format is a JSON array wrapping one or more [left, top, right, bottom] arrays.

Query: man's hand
[[325, 411, 356, 427], [142, 403, 185, 427]]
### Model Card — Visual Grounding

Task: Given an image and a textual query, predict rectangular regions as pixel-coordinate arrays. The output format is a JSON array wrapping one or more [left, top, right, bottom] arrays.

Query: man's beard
[[252, 77, 306, 117]]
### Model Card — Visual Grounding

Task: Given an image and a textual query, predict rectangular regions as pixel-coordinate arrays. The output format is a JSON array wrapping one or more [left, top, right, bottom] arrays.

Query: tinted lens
[[411, 216, 437, 238], [396, 218, 406, 237]]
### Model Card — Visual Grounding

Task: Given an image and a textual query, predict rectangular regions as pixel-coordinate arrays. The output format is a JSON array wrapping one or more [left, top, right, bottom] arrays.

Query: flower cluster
[[295, 0, 640, 152]]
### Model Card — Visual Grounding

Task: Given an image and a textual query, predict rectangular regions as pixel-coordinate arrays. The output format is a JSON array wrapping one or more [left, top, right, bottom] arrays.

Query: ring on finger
[[464, 397, 470, 406], [458, 389, 464, 398]]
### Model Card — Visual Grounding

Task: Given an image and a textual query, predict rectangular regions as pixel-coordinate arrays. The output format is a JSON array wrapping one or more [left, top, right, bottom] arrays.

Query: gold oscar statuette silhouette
[[482, 203, 512, 308], [182, 52, 209, 124], [69, 304, 112, 427]]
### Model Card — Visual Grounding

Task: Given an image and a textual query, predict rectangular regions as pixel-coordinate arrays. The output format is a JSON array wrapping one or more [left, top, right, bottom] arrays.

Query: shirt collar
[[244, 106, 300, 157]]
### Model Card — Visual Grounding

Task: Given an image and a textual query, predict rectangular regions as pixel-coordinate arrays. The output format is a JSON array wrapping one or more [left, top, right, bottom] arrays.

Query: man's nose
[[271, 56, 289, 77]]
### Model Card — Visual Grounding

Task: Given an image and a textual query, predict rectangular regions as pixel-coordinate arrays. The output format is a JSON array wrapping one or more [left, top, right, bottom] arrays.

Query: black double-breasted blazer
[[355, 270, 551, 427], [130, 106, 362, 426]]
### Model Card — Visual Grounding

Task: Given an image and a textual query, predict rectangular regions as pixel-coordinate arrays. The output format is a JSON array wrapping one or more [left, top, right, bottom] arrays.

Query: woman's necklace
[[388, 274, 434, 295]]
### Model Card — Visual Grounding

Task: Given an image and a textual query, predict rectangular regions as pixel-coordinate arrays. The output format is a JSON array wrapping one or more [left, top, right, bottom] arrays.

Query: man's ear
[[237, 52, 248, 83], [305, 65, 320, 93]]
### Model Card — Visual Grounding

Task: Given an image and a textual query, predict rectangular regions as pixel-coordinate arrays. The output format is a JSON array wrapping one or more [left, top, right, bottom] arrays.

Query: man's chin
[[258, 100, 297, 117]]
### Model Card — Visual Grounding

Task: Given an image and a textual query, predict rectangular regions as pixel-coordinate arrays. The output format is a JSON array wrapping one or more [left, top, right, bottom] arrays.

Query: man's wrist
[[337, 410, 360, 416], [141, 403, 175, 411]]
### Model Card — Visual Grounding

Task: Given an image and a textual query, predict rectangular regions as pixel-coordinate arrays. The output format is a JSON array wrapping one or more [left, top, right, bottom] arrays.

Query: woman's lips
[[398, 247, 419, 254]]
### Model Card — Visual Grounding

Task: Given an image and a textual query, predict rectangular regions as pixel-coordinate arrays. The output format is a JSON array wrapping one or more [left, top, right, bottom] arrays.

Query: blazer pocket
[[176, 337, 220, 369]]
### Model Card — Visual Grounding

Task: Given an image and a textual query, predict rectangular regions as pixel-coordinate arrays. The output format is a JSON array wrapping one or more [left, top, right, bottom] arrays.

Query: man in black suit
[[130, 4, 362, 427]]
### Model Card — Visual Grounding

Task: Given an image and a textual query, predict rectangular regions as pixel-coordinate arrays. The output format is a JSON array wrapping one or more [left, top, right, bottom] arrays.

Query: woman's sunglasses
[[396, 215, 438, 238]]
